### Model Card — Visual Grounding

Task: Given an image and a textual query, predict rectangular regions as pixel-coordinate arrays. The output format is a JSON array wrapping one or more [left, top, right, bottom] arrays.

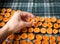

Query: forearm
[[0, 24, 12, 43]]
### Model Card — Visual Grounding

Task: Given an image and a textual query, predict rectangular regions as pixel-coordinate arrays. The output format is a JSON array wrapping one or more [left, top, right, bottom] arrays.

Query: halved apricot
[[59, 29, 60, 33], [27, 41, 33, 44], [11, 10, 16, 16], [28, 17, 33, 22], [21, 33, 27, 39], [34, 28, 40, 33], [7, 41, 12, 44], [59, 24, 60, 28], [21, 27, 27, 32], [37, 22, 42, 26], [2, 41, 6, 44], [51, 16, 57, 22], [1, 8, 6, 13], [28, 28, 34, 33], [57, 36, 60, 41], [43, 35, 49, 41], [28, 33, 34, 40], [34, 41, 41, 44], [20, 40, 27, 44], [3, 17, 10, 22], [42, 40, 49, 44], [42, 22, 48, 28], [47, 28, 52, 34], [41, 28, 46, 34], [7, 8, 12, 13], [54, 23, 59, 29], [50, 36, 56, 42], [14, 41, 19, 44], [0, 16, 3, 21], [39, 17, 45, 22], [50, 41, 56, 44], [5, 13, 10, 17], [57, 19, 60, 23], [47, 22, 53, 28], [34, 39, 41, 44], [53, 29, 58, 34], [15, 35, 21, 40], [58, 42, 60, 44], [0, 13, 5, 16], [45, 17, 51, 22], [0, 22, 5, 27], [36, 34, 42, 41], [7, 34, 15, 40]]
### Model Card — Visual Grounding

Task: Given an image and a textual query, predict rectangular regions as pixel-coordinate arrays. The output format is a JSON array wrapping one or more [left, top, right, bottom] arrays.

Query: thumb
[[13, 11, 22, 21]]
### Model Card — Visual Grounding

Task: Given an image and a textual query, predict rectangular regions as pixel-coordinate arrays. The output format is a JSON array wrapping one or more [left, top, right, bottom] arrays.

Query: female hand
[[5, 11, 35, 33]]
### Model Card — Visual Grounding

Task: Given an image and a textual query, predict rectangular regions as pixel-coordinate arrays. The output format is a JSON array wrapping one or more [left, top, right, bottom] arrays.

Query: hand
[[5, 11, 35, 33]]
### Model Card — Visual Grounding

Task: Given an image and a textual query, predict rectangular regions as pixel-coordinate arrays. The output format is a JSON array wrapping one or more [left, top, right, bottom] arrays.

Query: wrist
[[1, 24, 12, 34]]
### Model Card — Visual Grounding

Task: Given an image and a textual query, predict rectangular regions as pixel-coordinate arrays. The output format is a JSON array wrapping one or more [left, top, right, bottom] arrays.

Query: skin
[[0, 11, 35, 43]]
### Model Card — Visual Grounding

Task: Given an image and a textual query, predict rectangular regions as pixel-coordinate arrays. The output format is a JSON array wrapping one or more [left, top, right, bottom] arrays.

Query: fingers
[[13, 11, 35, 19], [13, 11, 35, 22], [24, 22, 34, 27], [22, 12, 35, 18]]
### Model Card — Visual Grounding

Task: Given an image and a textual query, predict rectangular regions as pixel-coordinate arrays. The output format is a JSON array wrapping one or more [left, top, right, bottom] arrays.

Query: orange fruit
[[2, 41, 6, 44], [57, 36, 60, 41], [43, 35, 49, 41], [21, 33, 27, 39], [28, 28, 34, 32], [50, 41, 56, 44], [34, 22, 39, 27], [5, 13, 10, 17], [34, 39, 41, 44], [0, 16, 3, 21], [0, 13, 5, 15], [34, 28, 40, 33], [0, 22, 5, 27], [54, 23, 59, 29], [27, 41, 33, 44], [21, 27, 27, 32], [57, 19, 60, 23], [7, 34, 15, 40], [39, 17, 45, 22], [50, 36, 56, 42], [59, 29, 60, 33], [42, 22, 48, 28], [14, 41, 19, 44], [20, 40, 27, 44], [45, 17, 51, 22], [53, 29, 58, 34], [7, 41, 12, 44], [37, 22, 42, 26], [7, 8, 12, 13], [35, 16, 40, 22], [11, 10, 16, 16], [47, 22, 53, 28], [47, 28, 52, 34], [58, 42, 60, 44], [42, 40, 49, 44], [28, 33, 34, 40], [59, 24, 60, 28], [1, 8, 6, 13], [36, 34, 42, 41], [41, 28, 46, 34], [28, 17, 33, 22], [15, 35, 21, 40], [3, 17, 10, 22], [51, 16, 57, 22]]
